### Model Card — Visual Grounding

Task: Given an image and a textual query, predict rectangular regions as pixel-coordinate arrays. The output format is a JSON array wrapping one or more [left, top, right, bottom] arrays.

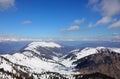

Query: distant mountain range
[[0, 41, 120, 54], [0, 41, 30, 54], [0, 41, 119, 79]]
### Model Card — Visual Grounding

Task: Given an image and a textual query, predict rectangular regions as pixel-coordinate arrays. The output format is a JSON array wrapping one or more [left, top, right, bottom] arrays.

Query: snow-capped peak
[[26, 41, 62, 49], [61, 47, 116, 68], [96, 46, 107, 50]]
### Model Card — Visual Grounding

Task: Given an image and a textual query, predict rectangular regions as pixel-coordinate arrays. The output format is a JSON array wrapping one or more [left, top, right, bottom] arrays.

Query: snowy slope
[[1, 42, 67, 75], [110, 48, 120, 53], [61, 47, 120, 68], [0, 56, 16, 73], [25, 41, 62, 50], [3, 46, 120, 74], [22, 41, 63, 60], [3, 53, 66, 74], [0, 41, 120, 79], [0, 55, 33, 79]]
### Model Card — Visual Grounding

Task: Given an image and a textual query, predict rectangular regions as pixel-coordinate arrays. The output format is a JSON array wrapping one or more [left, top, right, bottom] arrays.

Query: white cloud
[[100, 0, 120, 17], [112, 33, 120, 40], [88, 0, 99, 5], [111, 33, 120, 42], [88, 0, 120, 17], [88, 16, 111, 28], [88, 23, 94, 28], [61, 26, 80, 32], [0, 33, 120, 42], [0, 38, 42, 42], [112, 33, 119, 36], [74, 18, 85, 24], [88, 0, 120, 28], [0, 33, 42, 41], [95, 16, 111, 25], [0, 33, 19, 41], [108, 20, 120, 29], [0, 0, 15, 11], [22, 20, 32, 25]]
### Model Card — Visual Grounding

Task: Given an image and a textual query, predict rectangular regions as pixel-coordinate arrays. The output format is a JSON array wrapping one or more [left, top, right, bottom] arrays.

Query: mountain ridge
[[0, 41, 119, 79]]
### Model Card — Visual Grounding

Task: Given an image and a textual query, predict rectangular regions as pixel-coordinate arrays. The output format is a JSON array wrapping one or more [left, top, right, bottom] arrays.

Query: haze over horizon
[[0, 0, 120, 42]]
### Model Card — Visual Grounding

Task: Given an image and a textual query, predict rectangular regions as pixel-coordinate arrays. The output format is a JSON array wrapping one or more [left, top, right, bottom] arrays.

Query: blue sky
[[0, 0, 120, 41]]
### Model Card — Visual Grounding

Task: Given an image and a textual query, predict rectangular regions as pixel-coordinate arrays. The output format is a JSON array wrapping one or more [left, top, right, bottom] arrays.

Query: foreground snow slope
[[3, 53, 66, 73]]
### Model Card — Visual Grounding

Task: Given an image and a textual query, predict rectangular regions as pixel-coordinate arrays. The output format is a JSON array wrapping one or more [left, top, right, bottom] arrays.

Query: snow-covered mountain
[[26, 41, 62, 48], [2, 42, 67, 73], [0, 55, 33, 79], [20, 41, 73, 60], [0, 41, 119, 79], [0, 42, 69, 79], [18, 41, 62, 60], [61, 47, 120, 68], [60, 47, 120, 79]]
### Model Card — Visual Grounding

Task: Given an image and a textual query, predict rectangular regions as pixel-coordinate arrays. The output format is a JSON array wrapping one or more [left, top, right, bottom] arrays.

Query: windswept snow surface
[[3, 53, 66, 74], [110, 48, 120, 53], [25, 41, 62, 50], [23, 41, 62, 56], [0, 58, 13, 73]]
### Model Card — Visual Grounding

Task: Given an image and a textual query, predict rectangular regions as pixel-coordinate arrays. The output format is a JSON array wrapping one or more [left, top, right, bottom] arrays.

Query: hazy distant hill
[[0, 41, 30, 54]]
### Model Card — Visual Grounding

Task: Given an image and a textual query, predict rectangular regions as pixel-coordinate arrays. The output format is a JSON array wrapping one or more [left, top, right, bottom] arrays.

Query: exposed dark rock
[[73, 48, 120, 79]]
